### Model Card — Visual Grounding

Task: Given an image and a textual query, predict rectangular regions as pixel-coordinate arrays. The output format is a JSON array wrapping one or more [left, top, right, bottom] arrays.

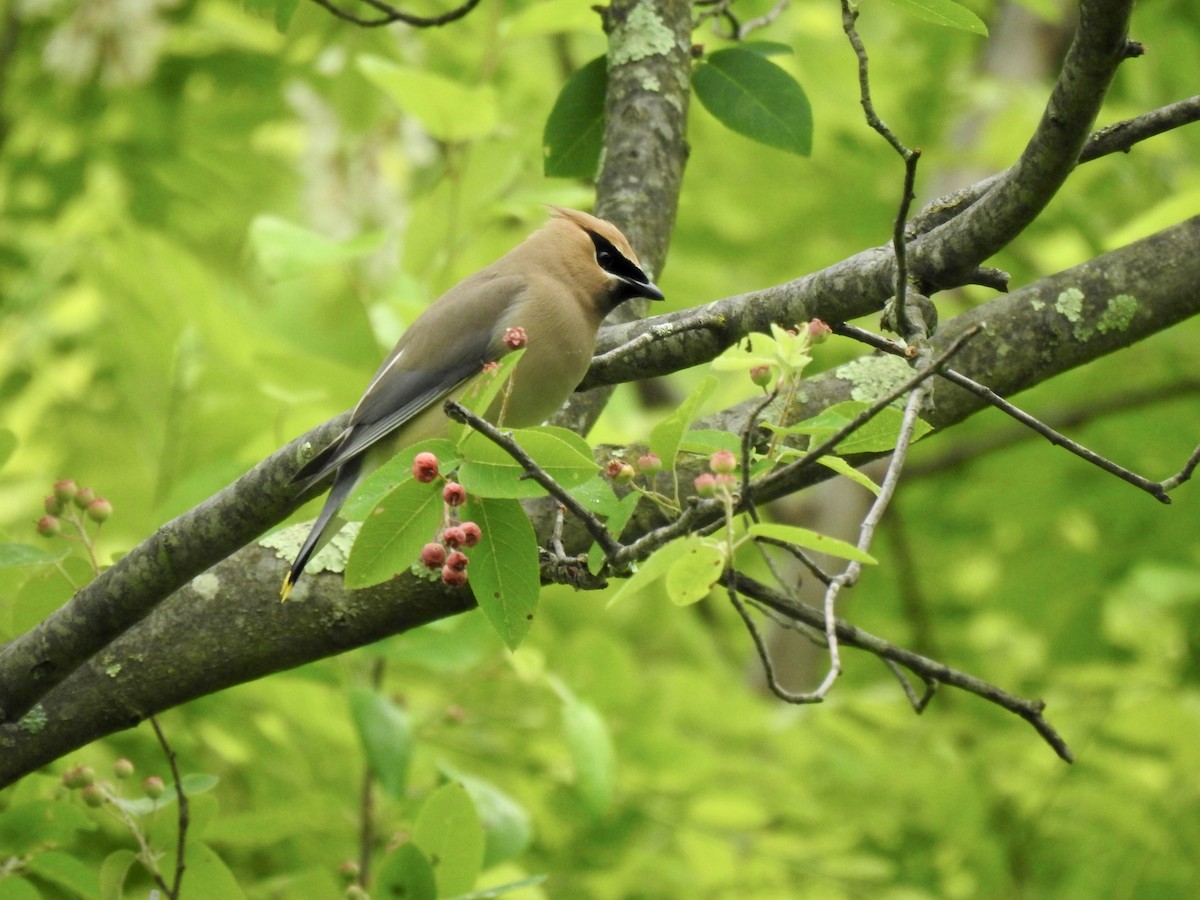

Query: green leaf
[[665, 538, 726, 606], [248, 215, 385, 281], [450, 350, 525, 446], [274, 0, 300, 31], [606, 537, 693, 608], [588, 489, 639, 575], [677, 428, 742, 456], [693, 48, 812, 156], [738, 41, 794, 57], [463, 497, 540, 649], [775, 401, 931, 453], [817, 455, 881, 496], [748, 522, 877, 564], [0, 801, 93, 854], [341, 439, 459, 520], [560, 691, 615, 815], [458, 426, 597, 499], [440, 766, 533, 868], [543, 54, 607, 178], [413, 782, 485, 898], [114, 773, 219, 817], [0, 878, 39, 900], [25, 850, 99, 900], [345, 476, 443, 589], [180, 842, 244, 899], [882, 0, 989, 35], [376, 843, 437, 900], [347, 687, 412, 800], [357, 55, 498, 142], [0, 543, 70, 569], [0, 428, 15, 471], [649, 375, 718, 470], [505, 0, 601, 38], [99, 850, 138, 900]]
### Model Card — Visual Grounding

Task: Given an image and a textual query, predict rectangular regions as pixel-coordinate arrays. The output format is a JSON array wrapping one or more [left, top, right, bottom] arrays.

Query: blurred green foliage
[[1, 0, 1198, 896]]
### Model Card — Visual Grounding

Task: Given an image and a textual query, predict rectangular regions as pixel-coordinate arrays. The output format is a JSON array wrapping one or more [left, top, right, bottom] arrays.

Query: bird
[[280, 206, 664, 599]]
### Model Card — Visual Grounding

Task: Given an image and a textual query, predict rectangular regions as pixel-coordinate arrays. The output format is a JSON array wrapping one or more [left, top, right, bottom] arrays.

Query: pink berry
[[86, 497, 112, 523], [441, 565, 468, 587], [442, 526, 466, 549], [143, 776, 166, 799], [693, 473, 717, 498], [808, 318, 832, 343], [637, 453, 662, 475], [710, 449, 737, 474], [36, 516, 61, 538], [749, 364, 773, 388], [446, 550, 469, 572], [459, 522, 482, 547], [412, 452, 440, 483], [503, 326, 527, 349], [72, 487, 96, 510], [53, 480, 77, 503], [420, 543, 447, 569], [442, 482, 466, 507]]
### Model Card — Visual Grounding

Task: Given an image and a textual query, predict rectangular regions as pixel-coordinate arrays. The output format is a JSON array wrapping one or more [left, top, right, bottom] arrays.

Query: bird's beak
[[630, 278, 665, 302]]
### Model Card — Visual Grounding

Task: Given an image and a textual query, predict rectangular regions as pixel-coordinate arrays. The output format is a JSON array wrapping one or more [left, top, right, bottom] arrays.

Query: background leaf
[[412, 782, 485, 898], [463, 497, 540, 649], [883, 0, 989, 35], [347, 687, 413, 800], [543, 55, 607, 178]]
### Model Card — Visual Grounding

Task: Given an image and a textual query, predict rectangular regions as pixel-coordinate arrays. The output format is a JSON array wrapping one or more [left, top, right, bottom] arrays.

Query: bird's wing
[[292, 274, 527, 486]]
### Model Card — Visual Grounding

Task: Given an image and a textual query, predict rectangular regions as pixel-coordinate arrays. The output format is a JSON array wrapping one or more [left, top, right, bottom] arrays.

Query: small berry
[[503, 326, 527, 349], [53, 480, 78, 503], [63, 765, 95, 789], [337, 860, 361, 881], [412, 452, 440, 483], [86, 497, 113, 523], [693, 473, 717, 498], [710, 449, 737, 475], [420, 543, 447, 570], [606, 460, 635, 484], [446, 550, 469, 572], [44, 495, 65, 516], [637, 453, 662, 475], [81, 785, 106, 808], [715, 473, 737, 489], [442, 526, 466, 549], [442, 482, 466, 507], [481, 360, 499, 374], [72, 487, 96, 510], [113, 758, 135, 779], [459, 521, 482, 547], [441, 565, 468, 587], [807, 318, 832, 343], [749, 364, 773, 388], [36, 516, 62, 538], [143, 776, 166, 799]]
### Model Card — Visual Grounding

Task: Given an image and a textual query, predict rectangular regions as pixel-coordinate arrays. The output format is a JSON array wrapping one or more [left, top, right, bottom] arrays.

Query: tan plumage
[[281, 207, 663, 599]]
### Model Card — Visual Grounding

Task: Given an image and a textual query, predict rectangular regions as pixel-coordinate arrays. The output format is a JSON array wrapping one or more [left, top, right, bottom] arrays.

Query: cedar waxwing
[[281, 207, 664, 599]]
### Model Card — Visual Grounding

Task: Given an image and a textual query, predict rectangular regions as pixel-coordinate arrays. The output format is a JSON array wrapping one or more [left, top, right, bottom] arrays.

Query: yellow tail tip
[[280, 575, 295, 603]]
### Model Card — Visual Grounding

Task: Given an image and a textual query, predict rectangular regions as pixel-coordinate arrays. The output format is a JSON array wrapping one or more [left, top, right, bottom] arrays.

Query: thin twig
[[835, 323, 1192, 503], [590, 314, 728, 368], [306, 0, 482, 28], [443, 401, 624, 559], [883, 659, 937, 712], [732, 572, 1074, 761], [357, 658, 385, 888], [150, 715, 187, 900]]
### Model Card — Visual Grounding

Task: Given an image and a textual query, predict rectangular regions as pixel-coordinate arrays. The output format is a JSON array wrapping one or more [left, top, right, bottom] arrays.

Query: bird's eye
[[596, 249, 615, 268]]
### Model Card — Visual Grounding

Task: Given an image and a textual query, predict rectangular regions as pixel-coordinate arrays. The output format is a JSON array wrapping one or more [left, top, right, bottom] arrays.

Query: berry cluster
[[37, 479, 111, 537], [693, 449, 739, 498], [61, 758, 164, 809], [411, 451, 482, 587], [604, 451, 662, 485]]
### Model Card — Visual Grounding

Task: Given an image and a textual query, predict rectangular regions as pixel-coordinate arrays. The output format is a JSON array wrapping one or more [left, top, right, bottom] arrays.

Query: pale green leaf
[[341, 439, 459, 520], [748, 523, 877, 564], [883, 0, 989, 35], [0, 543, 70, 569], [817, 455, 881, 496], [413, 782, 485, 898], [560, 693, 615, 815], [376, 844, 436, 900], [99, 850, 138, 900], [649, 375, 718, 470], [458, 426, 597, 499], [357, 55, 499, 142], [249, 215, 385, 281], [345, 476, 443, 588], [605, 537, 693, 608], [665, 538, 727, 606]]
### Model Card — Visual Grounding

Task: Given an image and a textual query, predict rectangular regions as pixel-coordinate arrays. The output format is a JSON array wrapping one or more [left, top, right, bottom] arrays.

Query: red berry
[[606, 460, 635, 483], [36, 516, 61, 538], [442, 526, 466, 549], [441, 565, 468, 587], [459, 521, 482, 547], [442, 482, 466, 507], [446, 550, 469, 572], [807, 318, 832, 343], [420, 543, 447, 569], [86, 497, 113, 523], [503, 326, 527, 349], [412, 452, 440, 483]]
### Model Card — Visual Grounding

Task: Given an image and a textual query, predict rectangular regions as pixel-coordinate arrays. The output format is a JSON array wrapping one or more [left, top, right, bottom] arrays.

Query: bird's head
[[542, 206, 665, 313]]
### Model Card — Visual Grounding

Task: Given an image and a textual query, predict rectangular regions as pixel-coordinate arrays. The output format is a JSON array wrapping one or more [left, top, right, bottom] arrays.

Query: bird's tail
[[280, 457, 362, 601]]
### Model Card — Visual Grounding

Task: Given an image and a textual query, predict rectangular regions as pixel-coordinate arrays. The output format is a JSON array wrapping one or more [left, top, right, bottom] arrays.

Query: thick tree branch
[[1, 220, 1196, 786]]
